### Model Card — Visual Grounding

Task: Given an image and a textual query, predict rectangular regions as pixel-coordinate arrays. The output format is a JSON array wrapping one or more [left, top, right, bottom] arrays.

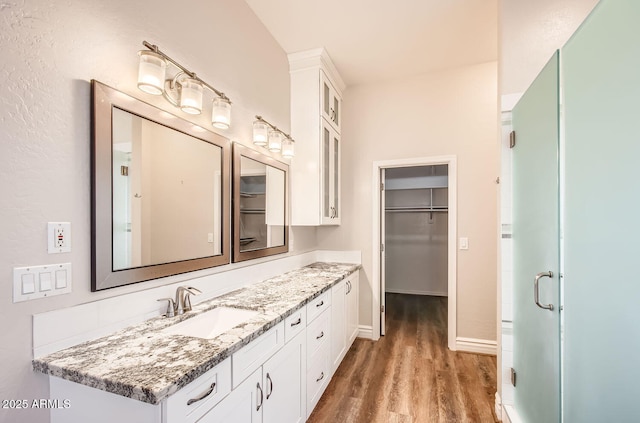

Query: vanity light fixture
[[252, 120, 269, 146], [268, 130, 282, 153], [212, 97, 231, 129], [281, 137, 295, 158], [137, 41, 232, 128], [253, 115, 295, 158]]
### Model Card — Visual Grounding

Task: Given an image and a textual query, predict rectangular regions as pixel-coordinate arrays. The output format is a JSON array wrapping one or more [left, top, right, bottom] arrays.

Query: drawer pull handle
[[257, 382, 264, 411], [316, 372, 325, 382], [266, 373, 273, 399], [316, 300, 324, 308], [290, 317, 302, 327], [316, 331, 324, 340], [187, 382, 216, 406]]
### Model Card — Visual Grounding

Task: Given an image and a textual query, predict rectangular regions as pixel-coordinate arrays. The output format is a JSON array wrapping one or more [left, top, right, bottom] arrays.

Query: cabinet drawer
[[163, 357, 232, 423], [306, 344, 330, 417], [284, 306, 306, 344], [306, 291, 331, 323], [232, 321, 284, 388], [306, 308, 330, 361]]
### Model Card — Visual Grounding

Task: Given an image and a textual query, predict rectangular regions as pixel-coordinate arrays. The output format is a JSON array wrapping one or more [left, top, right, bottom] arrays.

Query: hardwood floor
[[307, 293, 498, 423]]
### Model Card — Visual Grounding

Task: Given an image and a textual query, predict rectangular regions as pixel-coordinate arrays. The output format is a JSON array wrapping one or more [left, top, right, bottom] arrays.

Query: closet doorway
[[372, 156, 457, 349]]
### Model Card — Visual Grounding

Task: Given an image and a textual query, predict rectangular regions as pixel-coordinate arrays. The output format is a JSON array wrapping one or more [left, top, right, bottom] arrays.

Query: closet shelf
[[385, 206, 448, 213]]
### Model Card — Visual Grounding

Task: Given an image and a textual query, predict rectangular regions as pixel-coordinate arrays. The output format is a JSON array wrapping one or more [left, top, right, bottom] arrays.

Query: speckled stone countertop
[[32, 262, 359, 405]]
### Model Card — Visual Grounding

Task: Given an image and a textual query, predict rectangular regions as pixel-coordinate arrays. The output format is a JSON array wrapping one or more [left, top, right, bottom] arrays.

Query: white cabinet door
[[321, 70, 341, 132], [320, 121, 341, 226], [198, 368, 262, 423], [346, 272, 359, 347], [330, 280, 347, 374], [263, 331, 306, 423]]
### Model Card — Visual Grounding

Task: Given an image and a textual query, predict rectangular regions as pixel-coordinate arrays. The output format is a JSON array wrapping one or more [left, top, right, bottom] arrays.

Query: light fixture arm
[[142, 41, 230, 102], [255, 115, 295, 142]]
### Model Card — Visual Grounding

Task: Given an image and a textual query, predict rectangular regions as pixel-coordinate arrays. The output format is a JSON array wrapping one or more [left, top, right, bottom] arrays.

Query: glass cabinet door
[[321, 70, 341, 132], [320, 120, 340, 225], [322, 124, 331, 221]]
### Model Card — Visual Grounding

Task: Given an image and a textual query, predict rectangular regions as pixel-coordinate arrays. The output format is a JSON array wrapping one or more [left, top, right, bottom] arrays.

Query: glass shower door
[[562, 0, 640, 421], [511, 51, 561, 423]]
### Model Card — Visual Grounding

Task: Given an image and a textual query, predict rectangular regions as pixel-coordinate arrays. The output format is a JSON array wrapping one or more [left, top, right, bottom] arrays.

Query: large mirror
[[92, 80, 230, 291], [233, 144, 288, 262]]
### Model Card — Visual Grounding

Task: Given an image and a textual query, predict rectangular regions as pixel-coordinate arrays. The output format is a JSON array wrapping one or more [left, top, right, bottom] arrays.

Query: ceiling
[[244, 0, 498, 87]]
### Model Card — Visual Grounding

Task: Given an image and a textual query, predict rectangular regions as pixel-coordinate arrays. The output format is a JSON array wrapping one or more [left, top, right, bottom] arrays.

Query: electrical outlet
[[48, 222, 71, 253]]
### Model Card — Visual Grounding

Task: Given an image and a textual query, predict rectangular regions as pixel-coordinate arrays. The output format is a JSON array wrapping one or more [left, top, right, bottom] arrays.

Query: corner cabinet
[[289, 48, 345, 226]]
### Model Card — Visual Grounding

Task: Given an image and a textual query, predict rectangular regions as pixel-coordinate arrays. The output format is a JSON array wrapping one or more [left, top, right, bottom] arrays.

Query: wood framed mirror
[[91, 80, 231, 291], [232, 143, 288, 262]]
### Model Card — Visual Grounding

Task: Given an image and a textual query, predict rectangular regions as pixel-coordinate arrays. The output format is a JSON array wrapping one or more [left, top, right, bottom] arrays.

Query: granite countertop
[[32, 262, 360, 405]]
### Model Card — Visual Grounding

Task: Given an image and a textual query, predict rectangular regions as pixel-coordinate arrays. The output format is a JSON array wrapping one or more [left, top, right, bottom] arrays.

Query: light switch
[[39, 272, 52, 291], [21, 274, 36, 294], [14, 263, 72, 303], [459, 237, 469, 250], [55, 269, 67, 289]]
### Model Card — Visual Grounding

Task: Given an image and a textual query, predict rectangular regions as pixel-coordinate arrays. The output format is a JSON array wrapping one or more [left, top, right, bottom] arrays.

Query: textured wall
[[317, 62, 499, 342], [0, 1, 315, 421], [500, 0, 599, 95]]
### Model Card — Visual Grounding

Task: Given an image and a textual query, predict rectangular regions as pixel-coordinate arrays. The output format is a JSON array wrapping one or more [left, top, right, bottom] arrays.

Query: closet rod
[[385, 208, 448, 213]]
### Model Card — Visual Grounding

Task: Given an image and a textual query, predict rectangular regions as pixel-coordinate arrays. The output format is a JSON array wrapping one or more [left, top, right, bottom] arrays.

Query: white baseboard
[[495, 392, 502, 422], [385, 288, 447, 297], [456, 337, 497, 355], [357, 325, 373, 340]]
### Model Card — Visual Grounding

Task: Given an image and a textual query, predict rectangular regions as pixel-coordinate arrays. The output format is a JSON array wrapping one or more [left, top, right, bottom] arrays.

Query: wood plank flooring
[[307, 293, 498, 423]]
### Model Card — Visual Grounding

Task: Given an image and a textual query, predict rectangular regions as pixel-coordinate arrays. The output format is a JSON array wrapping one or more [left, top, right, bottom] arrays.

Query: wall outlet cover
[[48, 222, 71, 253]]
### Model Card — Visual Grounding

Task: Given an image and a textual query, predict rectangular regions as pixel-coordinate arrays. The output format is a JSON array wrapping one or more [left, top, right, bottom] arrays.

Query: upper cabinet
[[321, 70, 341, 132], [289, 48, 345, 226]]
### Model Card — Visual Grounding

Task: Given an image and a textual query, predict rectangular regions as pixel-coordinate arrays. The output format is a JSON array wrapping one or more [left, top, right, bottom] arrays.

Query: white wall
[[500, 0, 599, 95], [317, 62, 499, 342], [0, 1, 316, 422]]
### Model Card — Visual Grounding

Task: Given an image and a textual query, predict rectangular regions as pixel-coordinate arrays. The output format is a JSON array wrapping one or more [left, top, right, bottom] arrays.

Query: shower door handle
[[534, 271, 554, 311]]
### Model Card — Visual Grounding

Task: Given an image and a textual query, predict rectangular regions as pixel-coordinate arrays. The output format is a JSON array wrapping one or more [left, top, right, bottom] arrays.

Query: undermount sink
[[162, 307, 259, 339]]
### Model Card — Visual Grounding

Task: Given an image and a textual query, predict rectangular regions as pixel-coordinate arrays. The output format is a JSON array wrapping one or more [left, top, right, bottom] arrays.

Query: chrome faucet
[[157, 286, 202, 317]]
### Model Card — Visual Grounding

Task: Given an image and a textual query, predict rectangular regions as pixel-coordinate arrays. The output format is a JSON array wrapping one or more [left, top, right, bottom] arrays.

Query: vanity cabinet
[[305, 301, 332, 416], [289, 48, 345, 226], [45, 268, 360, 423], [330, 272, 359, 375], [205, 330, 306, 423]]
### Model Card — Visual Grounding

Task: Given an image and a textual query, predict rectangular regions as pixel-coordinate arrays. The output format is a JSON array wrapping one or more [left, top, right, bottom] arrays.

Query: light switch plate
[[13, 263, 72, 303], [459, 237, 469, 250]]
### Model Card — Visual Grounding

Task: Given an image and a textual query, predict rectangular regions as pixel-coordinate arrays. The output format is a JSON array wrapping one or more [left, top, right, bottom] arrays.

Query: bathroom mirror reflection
[[92, 81, 231, 291], [112, 108, 223, 269], [233, 144, 288, 262]]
